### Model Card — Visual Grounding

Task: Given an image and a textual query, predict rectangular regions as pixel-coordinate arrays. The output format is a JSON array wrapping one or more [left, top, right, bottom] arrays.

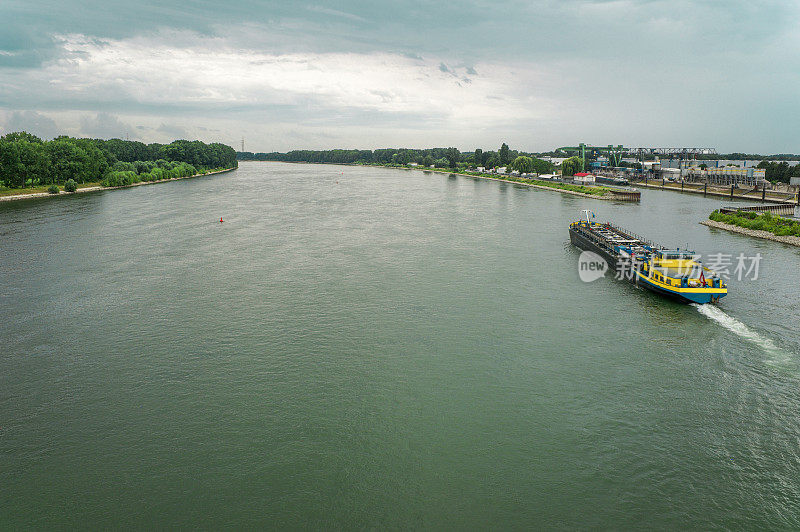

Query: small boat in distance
[[569, 210, 728, 304]]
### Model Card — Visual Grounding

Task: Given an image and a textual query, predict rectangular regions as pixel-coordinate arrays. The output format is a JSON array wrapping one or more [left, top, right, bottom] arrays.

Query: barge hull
[[569, 224, 725, 305]]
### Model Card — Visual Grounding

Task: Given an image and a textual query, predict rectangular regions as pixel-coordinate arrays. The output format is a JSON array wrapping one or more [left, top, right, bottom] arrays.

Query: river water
[[2, 162, 799, 528]]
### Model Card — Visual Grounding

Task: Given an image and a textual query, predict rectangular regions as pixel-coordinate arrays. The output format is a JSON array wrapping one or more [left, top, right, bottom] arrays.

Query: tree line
[[755, 160, 800, 184], [0, 132, 237, 189], [237, 143, 555, 174], [692, 152, 800, 161]]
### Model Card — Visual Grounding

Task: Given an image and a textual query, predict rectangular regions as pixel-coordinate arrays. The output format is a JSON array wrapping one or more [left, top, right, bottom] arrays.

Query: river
[[1, 161, 799, 528]]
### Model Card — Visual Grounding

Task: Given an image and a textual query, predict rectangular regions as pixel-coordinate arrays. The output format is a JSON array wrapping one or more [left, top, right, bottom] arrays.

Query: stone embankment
[[701, 219, 800, 247]]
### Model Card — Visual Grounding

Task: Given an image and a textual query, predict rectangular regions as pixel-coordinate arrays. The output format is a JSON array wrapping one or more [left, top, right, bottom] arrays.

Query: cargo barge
[[569, 210, 727, 304], [594, 175, 630, 186]]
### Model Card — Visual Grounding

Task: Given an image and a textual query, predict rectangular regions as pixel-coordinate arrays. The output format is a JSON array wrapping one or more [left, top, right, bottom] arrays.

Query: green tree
[[473, 148, 482, 165], [0, 139, 49, 188], [757, 160, 796, 183], [1, 131, 43, 144], [531, 158, 555, 174], [445, 147, 460, 168], [1, 131, 235, 189], [499, 143, 510, 165], [511, 155, 534, 173], [0, 141, 25, 188], [72, 138, 113, 182], [46, 139, 91, 184], [561, 156, 583, 177]]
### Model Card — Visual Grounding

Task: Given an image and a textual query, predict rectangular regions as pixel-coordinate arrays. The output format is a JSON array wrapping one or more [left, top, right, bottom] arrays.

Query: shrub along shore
[[458, 170, 612, 197], [0, 167, 235, 202], [702, 209, 800, 247], [0, 132, 237, 200], [709, 210, 800, 237]]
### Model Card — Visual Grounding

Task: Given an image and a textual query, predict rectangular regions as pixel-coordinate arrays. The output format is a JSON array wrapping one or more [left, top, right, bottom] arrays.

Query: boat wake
[[692, 304, 787, 362]]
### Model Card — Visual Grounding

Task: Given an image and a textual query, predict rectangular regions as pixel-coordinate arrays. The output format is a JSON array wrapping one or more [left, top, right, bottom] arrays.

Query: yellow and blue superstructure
[[569, 211, 727, 304]]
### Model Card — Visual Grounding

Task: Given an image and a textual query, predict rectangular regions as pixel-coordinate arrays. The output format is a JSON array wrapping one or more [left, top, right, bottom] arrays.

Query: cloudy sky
[[1, 0, 798, 153]]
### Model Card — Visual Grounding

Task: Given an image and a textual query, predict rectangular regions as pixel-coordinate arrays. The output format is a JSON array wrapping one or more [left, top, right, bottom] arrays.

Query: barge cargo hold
[[569, 210, 728, 304], [595, 175, 630, 186]]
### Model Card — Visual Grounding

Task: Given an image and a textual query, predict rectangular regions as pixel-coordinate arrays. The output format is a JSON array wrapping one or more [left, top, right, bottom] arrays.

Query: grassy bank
[[709, 210, 800, 237], [406, 166, 611, 196], [502, 175, 611, 196], [0, 182, 101, 197], [446, 169, 611, 196], [0, 167, 235, 202]]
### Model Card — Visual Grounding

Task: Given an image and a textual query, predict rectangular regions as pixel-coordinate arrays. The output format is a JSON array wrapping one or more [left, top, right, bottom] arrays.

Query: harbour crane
[[556, 144, 717, 171]]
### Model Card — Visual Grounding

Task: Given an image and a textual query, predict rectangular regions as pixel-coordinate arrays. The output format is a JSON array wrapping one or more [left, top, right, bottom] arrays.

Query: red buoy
[[220, 217, 224, 223]]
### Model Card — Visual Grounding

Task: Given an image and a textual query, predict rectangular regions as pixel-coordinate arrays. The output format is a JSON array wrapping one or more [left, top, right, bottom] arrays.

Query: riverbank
[[0, 181, 102, 198], [270, 161, 628, 201], [415, 167, 622, 199], [632, 179, 798, 204], [0, 167, 236, 203], [417, 167, 646, 201], [701, 219, 800, 247]]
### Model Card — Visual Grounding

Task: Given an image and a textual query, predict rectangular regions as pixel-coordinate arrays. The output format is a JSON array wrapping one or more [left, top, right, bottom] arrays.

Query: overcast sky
[[1, 0, 798, 153]]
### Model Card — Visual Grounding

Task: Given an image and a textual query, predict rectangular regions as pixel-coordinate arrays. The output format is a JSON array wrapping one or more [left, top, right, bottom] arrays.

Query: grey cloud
[[79, 113, 136, 139], [0, 0, 798, 152], [156, 123, 189, 139], [2, 0, 798, 65], [306, 5, 367, 22], [4, 110, 60, 139]]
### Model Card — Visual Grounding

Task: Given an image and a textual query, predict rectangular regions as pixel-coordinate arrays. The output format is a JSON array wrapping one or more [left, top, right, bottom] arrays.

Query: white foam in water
[[692, 304, 785, 360]]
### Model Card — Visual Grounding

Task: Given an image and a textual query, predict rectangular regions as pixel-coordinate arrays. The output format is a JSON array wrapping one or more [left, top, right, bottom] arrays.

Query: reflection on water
[[1, 162, 799, 529]]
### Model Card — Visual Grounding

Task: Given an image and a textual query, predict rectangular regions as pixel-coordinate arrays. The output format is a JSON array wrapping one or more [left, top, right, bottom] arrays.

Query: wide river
[[2, 162, 799, 528]]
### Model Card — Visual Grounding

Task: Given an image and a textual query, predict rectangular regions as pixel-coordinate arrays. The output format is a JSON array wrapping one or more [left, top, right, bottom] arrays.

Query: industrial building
[[556, 144, 769, 187]]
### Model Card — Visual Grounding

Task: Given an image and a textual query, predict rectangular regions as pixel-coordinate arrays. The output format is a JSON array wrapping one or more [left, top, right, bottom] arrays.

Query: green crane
[[555, 144, 626, 171]]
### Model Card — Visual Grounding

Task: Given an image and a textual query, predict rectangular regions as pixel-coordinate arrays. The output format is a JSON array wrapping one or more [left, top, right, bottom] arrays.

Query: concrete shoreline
[[633, 179, 798, 204], [454, 172, 623, 200], [700, 219, 800, 247], [0, 167, 237, 203], [409, 167, 645, 201]]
